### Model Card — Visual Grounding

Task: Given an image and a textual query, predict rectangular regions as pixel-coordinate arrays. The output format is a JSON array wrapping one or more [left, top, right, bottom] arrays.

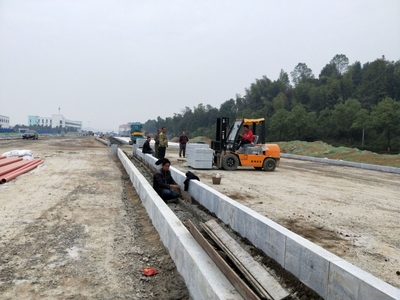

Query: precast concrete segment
[[95, 137, 111, 146], [117, 148, 244, 300], [281, 153, 400, 174], [132, 146, 400, 300]]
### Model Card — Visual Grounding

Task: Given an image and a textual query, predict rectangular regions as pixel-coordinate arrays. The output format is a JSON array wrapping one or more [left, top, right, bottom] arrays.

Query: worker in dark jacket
[[142, 136, 155, 157], [179, 131, 189, 158], [153, 158, 180, 201]]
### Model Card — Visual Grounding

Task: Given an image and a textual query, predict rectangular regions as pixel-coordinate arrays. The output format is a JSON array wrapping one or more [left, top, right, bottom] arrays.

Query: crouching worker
[[153, 158, 181, 202]]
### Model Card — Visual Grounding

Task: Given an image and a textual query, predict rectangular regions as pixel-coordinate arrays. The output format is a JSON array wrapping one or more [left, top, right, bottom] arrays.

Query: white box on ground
[[187, 144, 213, 169]]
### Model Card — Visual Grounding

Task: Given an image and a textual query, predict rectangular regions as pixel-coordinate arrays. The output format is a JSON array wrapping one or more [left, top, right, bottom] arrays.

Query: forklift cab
[[225, 118, 265, 152], [211, 117, 280, 171]]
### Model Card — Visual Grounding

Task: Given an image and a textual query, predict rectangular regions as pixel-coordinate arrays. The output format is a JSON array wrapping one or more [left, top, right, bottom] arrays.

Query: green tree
[[219, 99, 237, 121], [358, 58, 389, 109], [320, 77, 341, 109], [269, 108, 290, 141], [316, 108, 333, 139], [351, 108, 370, 145], [370, 97, 400, 151], [244, 76, 273, 111], [330, 54, 349, 75], [331, 98, 362, 141], [272, 92, 287, 111], [351, 61, 363, 89], [290, 63, 315, 86], [319, 63, 339, 79], [287, 104, 308, 139], [278, 69, 291, 90], [292, 82, 313, 108], [340, 68, 354, 101]]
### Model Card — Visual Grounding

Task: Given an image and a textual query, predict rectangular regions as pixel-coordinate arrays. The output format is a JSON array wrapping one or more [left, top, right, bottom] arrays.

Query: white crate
[[187, 146, 213, 169]]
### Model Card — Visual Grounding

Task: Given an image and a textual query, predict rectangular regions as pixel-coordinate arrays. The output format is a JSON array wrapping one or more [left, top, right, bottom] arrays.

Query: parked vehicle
[[22, 130, 39, 140]]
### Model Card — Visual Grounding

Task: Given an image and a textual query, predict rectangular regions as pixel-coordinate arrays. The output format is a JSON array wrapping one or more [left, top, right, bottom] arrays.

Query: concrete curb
[[95, 137, 110, 146], [117, 148, 244, 300], [129, 147, 400, 300], [281, 153, 400, 174]]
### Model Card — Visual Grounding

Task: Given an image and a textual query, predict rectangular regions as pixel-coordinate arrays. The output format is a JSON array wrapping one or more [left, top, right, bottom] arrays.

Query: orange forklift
[[211, 117, 280, 171]]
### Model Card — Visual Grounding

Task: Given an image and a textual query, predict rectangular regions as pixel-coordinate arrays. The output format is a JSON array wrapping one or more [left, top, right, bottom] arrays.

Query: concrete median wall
[[118, 148, 244, 300], [129, 146, 400, 300]]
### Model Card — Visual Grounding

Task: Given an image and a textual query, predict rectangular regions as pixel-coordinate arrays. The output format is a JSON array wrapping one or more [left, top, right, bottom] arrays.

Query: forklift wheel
[[263, 158, 276, 171], [222, 154, 239, 171]]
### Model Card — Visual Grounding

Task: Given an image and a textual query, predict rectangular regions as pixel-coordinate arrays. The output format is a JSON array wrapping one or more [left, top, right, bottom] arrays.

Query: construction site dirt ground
[[0, 136, 399, 300], [0, 137, 190, 300]]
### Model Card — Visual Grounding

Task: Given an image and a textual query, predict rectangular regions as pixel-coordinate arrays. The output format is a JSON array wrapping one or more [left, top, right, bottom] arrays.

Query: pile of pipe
[[0, 150, 43, 184]]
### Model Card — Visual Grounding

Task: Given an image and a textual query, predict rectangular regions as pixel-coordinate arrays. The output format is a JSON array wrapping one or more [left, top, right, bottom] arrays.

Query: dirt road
[[0, 137, 190, 300]]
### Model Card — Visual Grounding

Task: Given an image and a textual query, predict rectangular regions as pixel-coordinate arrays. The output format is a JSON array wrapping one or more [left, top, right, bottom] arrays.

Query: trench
[[126, 150, 323, 300]]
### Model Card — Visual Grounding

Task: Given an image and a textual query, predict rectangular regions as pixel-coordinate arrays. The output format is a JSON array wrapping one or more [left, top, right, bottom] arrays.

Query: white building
[[0, 115, 10, 128], [28, 114, 82, 130]]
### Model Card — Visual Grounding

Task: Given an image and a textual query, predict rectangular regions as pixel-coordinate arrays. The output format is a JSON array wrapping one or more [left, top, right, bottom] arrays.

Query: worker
[[142, 136, 155, 157], [179, 131, 189, 158], [154, 128, 161, 158], [153, 158, 180, 202], [238, 124, 254, 149], [158, 127, 168, 159]]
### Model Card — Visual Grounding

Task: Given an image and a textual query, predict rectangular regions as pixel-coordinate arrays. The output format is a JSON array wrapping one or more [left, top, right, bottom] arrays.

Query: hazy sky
[[1, 0, 399, 132]]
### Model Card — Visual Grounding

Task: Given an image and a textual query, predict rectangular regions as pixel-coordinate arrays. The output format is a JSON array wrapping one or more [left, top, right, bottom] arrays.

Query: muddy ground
[[1, 135, 399, 300], [0, 137, 190, 300]]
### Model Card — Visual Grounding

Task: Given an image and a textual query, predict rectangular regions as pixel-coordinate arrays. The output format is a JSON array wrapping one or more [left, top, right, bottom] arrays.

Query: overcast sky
[[1, 0, 399, 132]]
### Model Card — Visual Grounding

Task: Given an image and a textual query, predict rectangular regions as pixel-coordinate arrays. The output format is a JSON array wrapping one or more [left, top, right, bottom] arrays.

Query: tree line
[[146, 54, 400, 153]]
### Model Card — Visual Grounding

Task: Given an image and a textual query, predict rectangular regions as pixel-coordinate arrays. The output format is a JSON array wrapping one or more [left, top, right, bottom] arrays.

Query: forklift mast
[[211, 117, 229, 151]]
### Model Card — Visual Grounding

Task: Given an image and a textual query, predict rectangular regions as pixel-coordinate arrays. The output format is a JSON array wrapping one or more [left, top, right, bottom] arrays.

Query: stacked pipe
[[0, 156, 43, 184]]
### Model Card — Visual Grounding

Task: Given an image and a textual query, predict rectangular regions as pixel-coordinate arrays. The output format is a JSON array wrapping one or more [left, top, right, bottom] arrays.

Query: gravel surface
[[0, 137, 190, 300]]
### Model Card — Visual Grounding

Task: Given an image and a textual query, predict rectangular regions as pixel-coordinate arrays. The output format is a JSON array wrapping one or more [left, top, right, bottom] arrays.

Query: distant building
[[118, 124, 131, 136], [0, 115, 10, 128], [28, 114, 82, 130]]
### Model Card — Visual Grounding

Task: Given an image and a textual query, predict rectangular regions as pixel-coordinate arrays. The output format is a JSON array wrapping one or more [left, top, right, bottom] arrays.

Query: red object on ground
[[0, 157, 23, 167], [1, 159, 43, 183], [0, 159, 31, 177], [141, 267, 158, 276]]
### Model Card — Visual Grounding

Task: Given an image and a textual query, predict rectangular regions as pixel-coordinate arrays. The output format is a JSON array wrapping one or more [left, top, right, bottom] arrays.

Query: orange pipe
[[0, 157, 23, 167], [1, 159, 43, 183], [8, 159, 40, 173], [0, 159, 31, 176]]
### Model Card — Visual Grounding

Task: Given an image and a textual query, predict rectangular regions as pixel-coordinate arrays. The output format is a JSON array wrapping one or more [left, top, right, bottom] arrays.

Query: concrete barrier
[[281, 153, 400, 174], [128, 147, 400, 300], [95, 137, 110, 146], [118, 148, 243, 300]]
